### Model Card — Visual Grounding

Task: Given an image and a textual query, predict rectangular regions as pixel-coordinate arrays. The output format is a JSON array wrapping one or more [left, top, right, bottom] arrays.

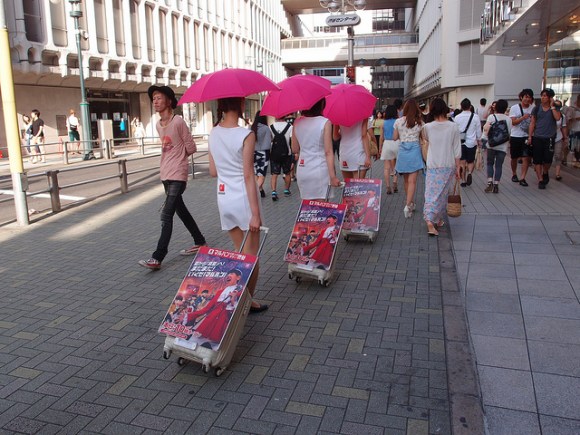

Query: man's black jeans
[[152, 180, 205, 262]]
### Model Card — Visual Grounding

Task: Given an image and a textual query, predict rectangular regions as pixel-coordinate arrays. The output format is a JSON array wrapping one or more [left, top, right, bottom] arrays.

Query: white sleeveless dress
[[338, 120, 366, 171], [209, 125, 262, 231], [294, 116, 331, 199]]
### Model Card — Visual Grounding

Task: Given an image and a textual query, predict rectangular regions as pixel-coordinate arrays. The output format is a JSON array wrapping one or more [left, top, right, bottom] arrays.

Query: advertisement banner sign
[[159, 247, 257, 351], [284, 200, 347, 271], [342, 178, 382, 232]]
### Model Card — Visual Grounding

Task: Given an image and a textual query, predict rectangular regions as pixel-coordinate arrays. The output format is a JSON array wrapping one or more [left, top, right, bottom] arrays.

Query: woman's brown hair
[[214, 97, 244, 126], [403, 99, 423, 129]]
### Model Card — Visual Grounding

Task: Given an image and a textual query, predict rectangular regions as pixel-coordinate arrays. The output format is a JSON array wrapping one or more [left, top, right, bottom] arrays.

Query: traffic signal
[[346, 66, 356, 83]]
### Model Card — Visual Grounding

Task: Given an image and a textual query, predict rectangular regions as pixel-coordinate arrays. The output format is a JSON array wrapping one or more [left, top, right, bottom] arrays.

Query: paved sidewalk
[[448, 165, 580, 435], [0, 160, 470, 434]]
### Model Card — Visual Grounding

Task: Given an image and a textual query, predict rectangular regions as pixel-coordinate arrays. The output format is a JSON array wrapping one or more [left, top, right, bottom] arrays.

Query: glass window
[[194, 21, 201, 69], [50, 0, 67, 47], [145, 4, 155, 61], [204, 25, 210, 70], [183, 18, 191, 68], [172, 13, 179, 65], [160, 9, 168, 64], [22, 0, 43, 42], [213, 28, 218, 70], [94, 0, 108, 54], [113, 0, 125, 56], [458, 40, 484, 75], [130, 0, 141, 59], [460, 0, 486, 31]]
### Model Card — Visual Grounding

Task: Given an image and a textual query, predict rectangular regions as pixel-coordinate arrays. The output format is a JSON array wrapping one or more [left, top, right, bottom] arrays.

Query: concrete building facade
[[408, 0, 544, 108], [1, 0, 291, 148]]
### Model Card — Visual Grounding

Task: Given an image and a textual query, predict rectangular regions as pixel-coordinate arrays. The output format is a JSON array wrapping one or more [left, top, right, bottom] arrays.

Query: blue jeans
[[152, 180, 205, 262], [486, 149, 506, 182]]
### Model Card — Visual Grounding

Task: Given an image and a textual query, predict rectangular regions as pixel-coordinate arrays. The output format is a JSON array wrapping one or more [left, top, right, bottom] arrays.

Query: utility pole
[[69, 0, 94, 160], [0, 0, 29, 225]]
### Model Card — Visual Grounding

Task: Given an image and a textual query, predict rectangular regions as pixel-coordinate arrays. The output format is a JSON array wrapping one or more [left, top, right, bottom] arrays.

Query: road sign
[[326, 14, 361, 27]]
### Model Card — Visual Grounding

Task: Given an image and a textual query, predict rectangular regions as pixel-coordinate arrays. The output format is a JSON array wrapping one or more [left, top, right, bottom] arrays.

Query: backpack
[[487, 115, 510, 147], [270, 123, 291, 163]]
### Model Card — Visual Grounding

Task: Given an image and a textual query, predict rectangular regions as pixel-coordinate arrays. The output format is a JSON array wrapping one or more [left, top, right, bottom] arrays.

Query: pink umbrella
[[178, 68, 279, 104], [323, 84, 377, 127], [261, 75, 331, 119]]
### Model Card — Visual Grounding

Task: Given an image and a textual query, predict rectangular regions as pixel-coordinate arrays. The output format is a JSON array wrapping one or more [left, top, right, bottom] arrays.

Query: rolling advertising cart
[[341, 177, 382, 243], [285, 189, 346, 286], [160, 227, 268, 376]]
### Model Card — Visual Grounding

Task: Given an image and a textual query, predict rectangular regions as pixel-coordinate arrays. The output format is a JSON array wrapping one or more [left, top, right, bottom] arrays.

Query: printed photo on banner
[[158, 246, 258, 351], [342, 178, 382, 232], [284, 200, 347, 271]]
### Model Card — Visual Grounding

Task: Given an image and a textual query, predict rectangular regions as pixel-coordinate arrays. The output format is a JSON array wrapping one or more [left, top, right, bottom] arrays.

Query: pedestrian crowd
[[138, 80, 579, 271], [130, 75, 580, 360], [138, 81, 580, 264]]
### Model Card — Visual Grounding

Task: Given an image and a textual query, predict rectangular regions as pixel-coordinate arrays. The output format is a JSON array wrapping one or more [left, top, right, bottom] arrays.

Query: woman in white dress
[[291, 99, 341, 200], [208, 97, 268, 313], [333, 120, 371, 179]]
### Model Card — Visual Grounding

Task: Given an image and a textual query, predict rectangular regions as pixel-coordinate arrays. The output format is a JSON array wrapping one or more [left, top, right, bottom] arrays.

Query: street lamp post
[[320, 0, 366, 84], [68, 0, 94, 160], [256, 62, 264, 106]]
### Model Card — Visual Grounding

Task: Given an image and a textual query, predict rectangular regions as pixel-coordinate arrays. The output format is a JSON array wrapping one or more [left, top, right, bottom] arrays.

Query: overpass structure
[[281, 32, 419, 70], [281, 0, 417, 14]]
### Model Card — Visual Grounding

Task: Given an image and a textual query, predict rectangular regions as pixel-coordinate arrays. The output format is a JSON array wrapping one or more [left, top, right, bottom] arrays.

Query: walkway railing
[[0, 140, 211, 225], [281, 32, 419, 50], [0, 134, 208, 166]]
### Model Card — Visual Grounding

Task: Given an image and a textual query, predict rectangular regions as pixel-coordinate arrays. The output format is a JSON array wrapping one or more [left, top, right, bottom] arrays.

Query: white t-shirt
[[476, 106, 488, 122], [422, 120, 462, 169], [454, 111, 482, 148], [270, 121, 293, 153], [509, 103, 534, 138]]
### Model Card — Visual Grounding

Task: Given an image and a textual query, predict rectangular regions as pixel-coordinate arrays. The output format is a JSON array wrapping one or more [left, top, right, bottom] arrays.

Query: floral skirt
[[423, 167, 455, 223]]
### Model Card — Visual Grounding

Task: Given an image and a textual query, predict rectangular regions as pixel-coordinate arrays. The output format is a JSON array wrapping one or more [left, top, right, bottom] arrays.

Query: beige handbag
[[447, 179, 462, 218]]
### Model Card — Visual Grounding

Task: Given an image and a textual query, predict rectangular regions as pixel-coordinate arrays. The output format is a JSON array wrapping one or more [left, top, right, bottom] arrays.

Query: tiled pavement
[[4, 149, 580, 434], [0, 157, 477, 434], [448, 163, 580, 435]]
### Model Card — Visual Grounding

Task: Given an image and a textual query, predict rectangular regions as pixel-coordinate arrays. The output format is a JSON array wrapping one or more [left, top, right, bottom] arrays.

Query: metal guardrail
[[0, 134, 208, 166], [0, 144, 211, 222]]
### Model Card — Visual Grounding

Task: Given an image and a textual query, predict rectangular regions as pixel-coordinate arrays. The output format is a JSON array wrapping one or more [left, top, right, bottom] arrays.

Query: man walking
[[30, 109, 45, 163], [529, 88, 561, 189], [66, 109, 81, 154], [509, 89, 534, 186], [454, 99, 481, 187], [476, 98, 488, 130], [270, 117, 293, 201], [139, 85, 206, 270]]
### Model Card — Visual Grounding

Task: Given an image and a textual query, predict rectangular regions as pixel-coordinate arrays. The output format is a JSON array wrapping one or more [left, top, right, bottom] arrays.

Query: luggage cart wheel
[[295, 276, 302, 283], [177, 357, 186, 366], [202, 364, 210, 374], [215, 367, 225, 377], [163, 350, 171, 360], [344, 235, 350, 241], [319, 279, 329, 287], [288, 273, 294, 280]]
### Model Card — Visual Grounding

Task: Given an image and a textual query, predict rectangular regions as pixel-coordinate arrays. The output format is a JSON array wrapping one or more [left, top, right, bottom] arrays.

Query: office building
[[1, 0, 291, 147]]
